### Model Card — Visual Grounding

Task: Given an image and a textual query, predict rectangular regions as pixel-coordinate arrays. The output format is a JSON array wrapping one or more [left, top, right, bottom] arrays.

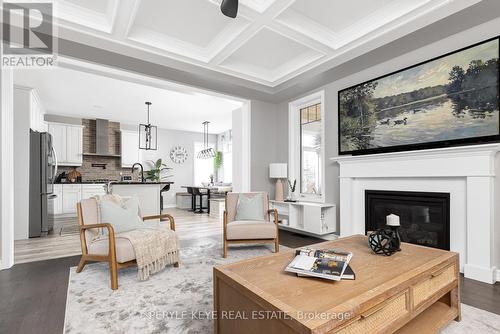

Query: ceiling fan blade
[[221, 0, 238, 18]]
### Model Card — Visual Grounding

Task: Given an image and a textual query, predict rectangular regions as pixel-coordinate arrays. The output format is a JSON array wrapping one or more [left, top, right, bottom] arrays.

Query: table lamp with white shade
[[269, 163, 287, 201]]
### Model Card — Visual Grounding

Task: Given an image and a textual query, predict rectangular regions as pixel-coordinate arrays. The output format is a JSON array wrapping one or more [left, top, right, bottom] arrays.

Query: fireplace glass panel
[[365, 190, 450, 250]]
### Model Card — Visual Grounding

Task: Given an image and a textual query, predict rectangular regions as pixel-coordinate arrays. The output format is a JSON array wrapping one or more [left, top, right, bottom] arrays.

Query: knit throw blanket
[[94, 195, 180, 281], [118, 225, 180, 281]]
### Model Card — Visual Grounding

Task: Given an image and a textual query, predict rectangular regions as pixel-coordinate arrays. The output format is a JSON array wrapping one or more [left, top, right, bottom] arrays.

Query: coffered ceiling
[[53, 0, 481, 87]]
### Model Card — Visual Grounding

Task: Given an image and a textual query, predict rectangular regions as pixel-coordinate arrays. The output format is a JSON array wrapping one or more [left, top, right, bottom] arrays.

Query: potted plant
[[145, 159, 173, 182], [213, 151, 223, 182]]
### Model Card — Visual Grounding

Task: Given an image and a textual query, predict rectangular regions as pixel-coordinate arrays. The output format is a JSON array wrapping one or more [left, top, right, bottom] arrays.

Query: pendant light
[[139, 101, 158, 150], [197, 121, 216, 159]]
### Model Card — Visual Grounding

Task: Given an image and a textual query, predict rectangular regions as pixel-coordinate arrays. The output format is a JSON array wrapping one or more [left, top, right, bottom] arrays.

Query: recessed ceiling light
[[93, 105, 103, 109]]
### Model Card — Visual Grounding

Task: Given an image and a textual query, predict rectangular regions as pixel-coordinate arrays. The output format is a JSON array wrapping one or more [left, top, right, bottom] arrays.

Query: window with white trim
[[300, 103, 322, 195], [289, 91, 325, 202]]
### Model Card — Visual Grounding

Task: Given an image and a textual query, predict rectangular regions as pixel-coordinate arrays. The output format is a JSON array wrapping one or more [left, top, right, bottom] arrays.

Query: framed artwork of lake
[[338, 37, 500, 155]]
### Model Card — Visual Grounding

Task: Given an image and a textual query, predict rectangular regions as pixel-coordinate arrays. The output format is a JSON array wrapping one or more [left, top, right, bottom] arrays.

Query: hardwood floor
[[460, 275, 500, 315], [2, 209, 499, 334], [14, 208, 222, 264], [0, 255, 79, 334]]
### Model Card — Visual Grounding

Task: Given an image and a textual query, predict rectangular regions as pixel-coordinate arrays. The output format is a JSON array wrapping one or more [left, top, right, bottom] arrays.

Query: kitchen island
[[51, 181, 174, 215], [109, 182, 174, 216]]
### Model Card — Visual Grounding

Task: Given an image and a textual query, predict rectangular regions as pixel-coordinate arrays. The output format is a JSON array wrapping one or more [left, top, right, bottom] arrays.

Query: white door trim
[[1, 68, 15, 270], [241, 101, 251, 192]]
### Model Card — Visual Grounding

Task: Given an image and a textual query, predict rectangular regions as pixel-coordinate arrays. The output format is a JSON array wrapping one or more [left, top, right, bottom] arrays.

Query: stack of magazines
[[285, 248, 355, 281]]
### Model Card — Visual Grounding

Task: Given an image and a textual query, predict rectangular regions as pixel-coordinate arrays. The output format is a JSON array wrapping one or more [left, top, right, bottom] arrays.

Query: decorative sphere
[[368, 228, 400, 256]]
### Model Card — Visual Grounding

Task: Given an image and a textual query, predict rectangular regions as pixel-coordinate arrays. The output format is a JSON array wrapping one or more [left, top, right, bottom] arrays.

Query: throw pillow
[[235, 193, 265, 221], [100, 196, 144, 235]]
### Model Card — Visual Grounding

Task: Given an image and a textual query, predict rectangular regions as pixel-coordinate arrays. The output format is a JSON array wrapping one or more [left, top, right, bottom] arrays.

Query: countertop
[[55, 181, 174, 185], [112, 182, 174, 185]]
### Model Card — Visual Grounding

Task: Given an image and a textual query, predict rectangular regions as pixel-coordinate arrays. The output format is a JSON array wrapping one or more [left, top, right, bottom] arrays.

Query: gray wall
[[276, 16, 500, 228], [250, 100, 285, 197]]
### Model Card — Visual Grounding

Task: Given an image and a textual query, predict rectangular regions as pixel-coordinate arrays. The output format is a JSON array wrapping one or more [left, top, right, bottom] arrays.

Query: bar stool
[[186, 187, 195, 212], [160, 184, 171, 213], [192, 188, 209, 213]]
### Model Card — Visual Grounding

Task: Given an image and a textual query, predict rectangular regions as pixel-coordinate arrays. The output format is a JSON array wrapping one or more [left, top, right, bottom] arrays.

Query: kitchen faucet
[[131, 162, 145, 183], [105, 180, 116, 194]]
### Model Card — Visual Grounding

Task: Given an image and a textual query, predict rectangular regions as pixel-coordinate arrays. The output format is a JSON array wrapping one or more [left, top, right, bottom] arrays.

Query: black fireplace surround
[[365, 190, 450, 250]]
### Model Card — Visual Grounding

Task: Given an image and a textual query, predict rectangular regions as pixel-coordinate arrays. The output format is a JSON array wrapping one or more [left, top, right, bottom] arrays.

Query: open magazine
[[285, 248, 353, 281]]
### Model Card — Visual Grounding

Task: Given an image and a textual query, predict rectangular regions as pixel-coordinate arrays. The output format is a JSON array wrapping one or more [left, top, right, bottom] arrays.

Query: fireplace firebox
[[365, 190, 450, 250]]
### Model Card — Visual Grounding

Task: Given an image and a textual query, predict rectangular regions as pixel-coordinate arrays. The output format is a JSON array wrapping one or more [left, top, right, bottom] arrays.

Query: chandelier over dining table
[[197, 121, 216, 159]]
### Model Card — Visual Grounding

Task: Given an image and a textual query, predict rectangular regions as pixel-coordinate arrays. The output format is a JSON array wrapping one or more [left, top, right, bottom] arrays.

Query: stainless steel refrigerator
[[29, 130, 57, 237]]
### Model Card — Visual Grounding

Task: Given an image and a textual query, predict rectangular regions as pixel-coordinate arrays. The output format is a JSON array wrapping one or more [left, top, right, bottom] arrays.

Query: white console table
[[269, 200, 337, 240]]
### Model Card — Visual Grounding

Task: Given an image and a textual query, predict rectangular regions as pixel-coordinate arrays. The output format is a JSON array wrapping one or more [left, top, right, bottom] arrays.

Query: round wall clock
[[170, 146, 188, 164]]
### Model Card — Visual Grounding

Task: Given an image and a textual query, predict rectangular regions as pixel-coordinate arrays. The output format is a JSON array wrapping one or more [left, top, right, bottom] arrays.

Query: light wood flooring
[[14, 208, 222, 264]]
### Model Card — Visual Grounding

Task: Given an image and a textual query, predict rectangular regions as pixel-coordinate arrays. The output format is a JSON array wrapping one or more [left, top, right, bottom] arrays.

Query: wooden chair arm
[[143, 214, 176, 231], [79, 223, 116, 259], [267, 209, 279, 225], [223, 210, 228, 241], [80, 223, 114, 232]]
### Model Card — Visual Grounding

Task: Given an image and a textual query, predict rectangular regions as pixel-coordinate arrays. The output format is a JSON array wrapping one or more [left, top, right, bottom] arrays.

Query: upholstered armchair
[[223, 192, 279, 258], [76, 198, 179, 290]]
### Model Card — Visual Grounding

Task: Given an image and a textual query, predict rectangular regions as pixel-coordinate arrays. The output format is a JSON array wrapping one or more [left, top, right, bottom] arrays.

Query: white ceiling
[[51, 0, 481, 87], [13, 66, 242, 133]]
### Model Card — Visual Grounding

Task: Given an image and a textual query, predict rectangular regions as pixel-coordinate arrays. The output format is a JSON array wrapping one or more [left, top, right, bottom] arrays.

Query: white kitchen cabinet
[[121, 130, 141, 167], [51, 184, 106, 215], [66, 126, 83, 165], [50, 184, 63, 215], [48, 123, 83, 166], [62, 184, 82, 214], [49, 123, 67, 163], [81, 184, 106, 200]]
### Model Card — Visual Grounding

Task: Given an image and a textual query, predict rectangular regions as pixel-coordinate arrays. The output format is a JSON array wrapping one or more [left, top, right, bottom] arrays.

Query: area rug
[[64, 238, 500, 333]]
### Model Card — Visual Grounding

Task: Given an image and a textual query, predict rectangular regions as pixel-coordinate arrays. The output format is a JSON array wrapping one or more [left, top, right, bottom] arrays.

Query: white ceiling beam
[[267, 20, 332, 55], [49, 0, 483, 88], [274, 8, 340, 49], [209, 0, 297, 64], [109, 0, 139, 39]]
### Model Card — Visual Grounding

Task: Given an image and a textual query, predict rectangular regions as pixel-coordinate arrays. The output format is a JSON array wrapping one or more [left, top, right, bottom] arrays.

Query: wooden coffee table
[[213, 235, 460, 334]]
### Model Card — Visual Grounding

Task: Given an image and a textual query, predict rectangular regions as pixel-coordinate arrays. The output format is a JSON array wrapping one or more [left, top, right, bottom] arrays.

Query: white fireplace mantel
[[330, 144, 500, 284]]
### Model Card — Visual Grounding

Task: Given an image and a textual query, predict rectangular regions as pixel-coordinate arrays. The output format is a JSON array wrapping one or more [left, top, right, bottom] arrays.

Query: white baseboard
[[0, 259, 13, 271], [495, 269, 500, 282], [464, 264, 497, 284]]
